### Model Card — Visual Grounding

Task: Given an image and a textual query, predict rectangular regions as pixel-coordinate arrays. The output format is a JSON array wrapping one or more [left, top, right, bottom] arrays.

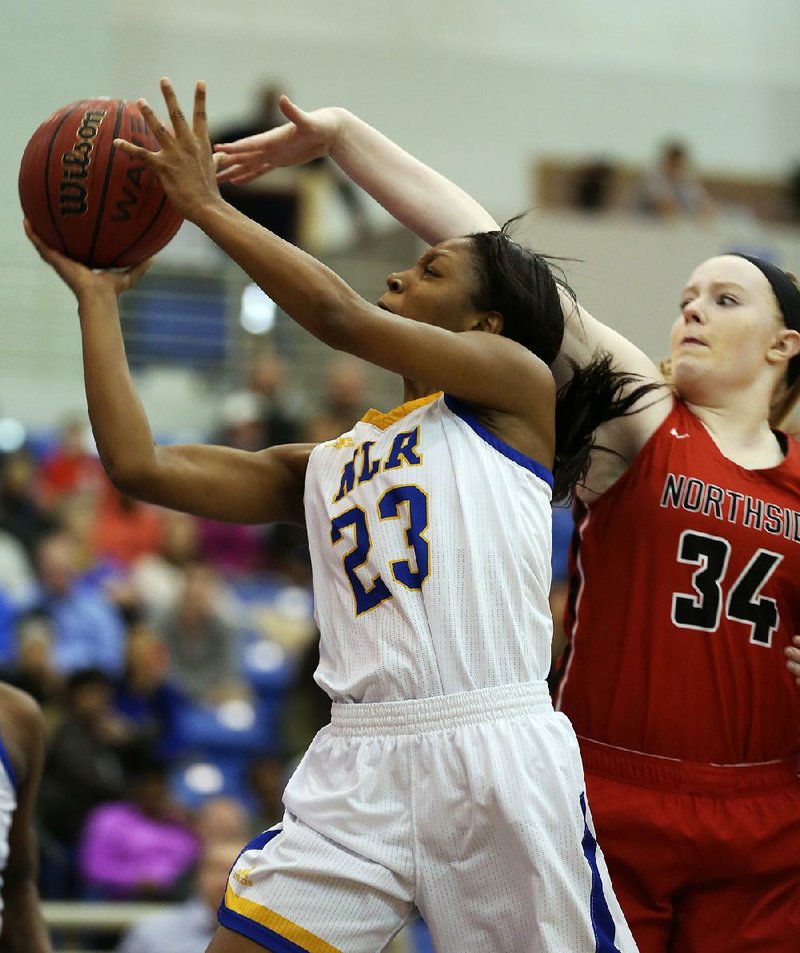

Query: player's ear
[[472, 310, 504, 335], [769, 329, 800, 366]]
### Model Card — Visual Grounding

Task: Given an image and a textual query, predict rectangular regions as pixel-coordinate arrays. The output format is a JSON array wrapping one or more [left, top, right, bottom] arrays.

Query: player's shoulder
[[0, 682, 41, 720], [0, 683, 44, 747]]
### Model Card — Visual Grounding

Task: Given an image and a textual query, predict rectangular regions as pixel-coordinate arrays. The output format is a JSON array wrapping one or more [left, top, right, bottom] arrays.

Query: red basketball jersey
[[555, 398, 800, 764]]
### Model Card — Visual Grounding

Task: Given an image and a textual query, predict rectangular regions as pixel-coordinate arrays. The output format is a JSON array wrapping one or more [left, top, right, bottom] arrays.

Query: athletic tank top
[[555, 399, 800, 764], [304, 392, 555, 702], [0, 733, 18, 930]]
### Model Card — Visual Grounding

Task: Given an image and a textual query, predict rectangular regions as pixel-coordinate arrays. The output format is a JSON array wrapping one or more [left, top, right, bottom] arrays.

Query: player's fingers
[[159, 77, 191, 138], [785, 642, 800, 690], [23, 218, 88, 287], [229, 164, 272, 185], [114, 138, 158, 164], [136, 98, 173, 147], [214, 154, 267, 177], [23, 218, 63, 264], [23, 218, 50, 258], [278, 95, 307, 127], [214, 166, 242, 183], [124, 257, 155, 288], [216, 160, 272, 184], [213, 134, 272, 153], [212, 148, 253, 168], [193, 80, 209, 141], [23, 217, 41, 245]]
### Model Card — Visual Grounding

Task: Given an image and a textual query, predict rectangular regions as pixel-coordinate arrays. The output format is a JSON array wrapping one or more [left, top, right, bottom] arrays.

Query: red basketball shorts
[[580, 737, 800, 953]]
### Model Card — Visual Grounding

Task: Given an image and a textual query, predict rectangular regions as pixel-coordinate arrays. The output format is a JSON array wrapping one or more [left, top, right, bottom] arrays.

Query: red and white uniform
[[557, 398, 800, 763], [554, 398, 800, 953]]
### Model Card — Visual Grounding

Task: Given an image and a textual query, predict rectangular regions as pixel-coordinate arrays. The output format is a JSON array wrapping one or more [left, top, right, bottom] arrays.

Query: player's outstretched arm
[[215, 96, 666, 420], [118, 80, 553, 424], [213, 95, 498, 246], [24, 222, 311, 526], [0, 686, 52, 953], [214, 94, 664, 377]]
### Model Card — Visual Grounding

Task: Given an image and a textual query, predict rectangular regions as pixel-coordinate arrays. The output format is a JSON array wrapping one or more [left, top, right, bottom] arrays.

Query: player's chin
[[671, 360, 715, 401]]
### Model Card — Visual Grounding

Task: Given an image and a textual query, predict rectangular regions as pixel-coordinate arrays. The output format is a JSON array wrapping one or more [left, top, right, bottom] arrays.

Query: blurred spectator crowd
[[551, 138, 800, 226], [0, 349, 378, 918]]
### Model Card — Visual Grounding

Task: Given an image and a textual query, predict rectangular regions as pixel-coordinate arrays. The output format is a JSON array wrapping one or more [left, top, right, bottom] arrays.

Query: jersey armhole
[[0, 734, 18, 790], [583, 394, 683, 510], [443, 394, 554, 488]]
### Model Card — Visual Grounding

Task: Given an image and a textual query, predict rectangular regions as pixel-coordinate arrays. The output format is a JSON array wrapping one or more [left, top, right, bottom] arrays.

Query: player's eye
[[717, 293, 738, 306]]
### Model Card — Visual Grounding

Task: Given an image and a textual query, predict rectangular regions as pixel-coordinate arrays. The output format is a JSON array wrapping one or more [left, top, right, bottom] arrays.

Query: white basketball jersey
[[0, 735, 17, 930], [304, 392, 555, 703]]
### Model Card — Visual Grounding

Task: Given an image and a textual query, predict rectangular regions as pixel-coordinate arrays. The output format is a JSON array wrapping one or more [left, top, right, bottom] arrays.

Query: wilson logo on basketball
[[59, 109, 108, 216]]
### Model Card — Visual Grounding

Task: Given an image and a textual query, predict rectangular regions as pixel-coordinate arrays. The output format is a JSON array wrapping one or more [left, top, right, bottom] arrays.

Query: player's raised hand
[[786, 635, 800, 688], [23, 219, 152, 298], [115, 79, 222, 222], [213, 97, 344, 184]]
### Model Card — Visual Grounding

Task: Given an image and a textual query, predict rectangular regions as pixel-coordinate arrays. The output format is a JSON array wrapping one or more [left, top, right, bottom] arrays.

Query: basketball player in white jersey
[[24, 79, 654, 952], [0, 682, 51, 951]]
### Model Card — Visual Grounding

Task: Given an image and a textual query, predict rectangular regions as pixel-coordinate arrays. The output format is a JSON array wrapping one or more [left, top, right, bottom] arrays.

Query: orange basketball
[[18, 98, 183, 268]]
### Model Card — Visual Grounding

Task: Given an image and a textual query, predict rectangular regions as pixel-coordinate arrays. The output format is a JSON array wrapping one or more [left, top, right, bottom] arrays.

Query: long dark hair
[[468, 223, 661, 503]]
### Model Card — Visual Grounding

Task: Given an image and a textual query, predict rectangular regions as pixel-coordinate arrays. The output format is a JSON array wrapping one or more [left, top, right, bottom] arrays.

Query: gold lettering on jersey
[[660, 472, 800, 541], [332, 429, 423, 503], [233, 867, 254, 886]]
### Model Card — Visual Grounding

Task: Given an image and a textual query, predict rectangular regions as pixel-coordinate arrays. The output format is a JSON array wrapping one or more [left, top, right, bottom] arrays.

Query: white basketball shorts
[[219, 681, 637, 952]]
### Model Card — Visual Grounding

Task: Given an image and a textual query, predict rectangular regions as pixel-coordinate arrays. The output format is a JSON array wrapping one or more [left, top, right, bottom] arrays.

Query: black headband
[[731, 253, 800, 386]]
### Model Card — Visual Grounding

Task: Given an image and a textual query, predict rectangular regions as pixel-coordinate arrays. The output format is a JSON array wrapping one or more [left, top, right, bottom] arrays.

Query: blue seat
[[170, 755, 251, 810], [174, 695, 282, 755], [241, 638, 295, 695]]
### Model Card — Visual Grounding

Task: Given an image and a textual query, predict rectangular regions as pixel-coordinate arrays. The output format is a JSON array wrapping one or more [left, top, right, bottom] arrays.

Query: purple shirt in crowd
[[78, 802, 199, 897]]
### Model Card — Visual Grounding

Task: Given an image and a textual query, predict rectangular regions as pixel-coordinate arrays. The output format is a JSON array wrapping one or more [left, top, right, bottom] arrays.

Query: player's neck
[[403, 378, 439, 403], [687, 401, 784, 468]]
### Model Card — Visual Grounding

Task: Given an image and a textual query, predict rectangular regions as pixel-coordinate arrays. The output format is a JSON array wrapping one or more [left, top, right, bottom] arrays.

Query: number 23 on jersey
[[331, 484, 430, 616]]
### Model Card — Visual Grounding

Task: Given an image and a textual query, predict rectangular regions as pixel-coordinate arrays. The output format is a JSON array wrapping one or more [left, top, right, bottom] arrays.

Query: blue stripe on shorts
[[218, 903, 315, 953], [580, 792, 621, 953]]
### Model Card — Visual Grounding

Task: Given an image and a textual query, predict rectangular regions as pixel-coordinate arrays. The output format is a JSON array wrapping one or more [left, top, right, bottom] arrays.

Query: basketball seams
[[86, 100, 127, 269], [110, 192, 180, 268], [21, 98, 182, 268], [42, 109, 74, 255]]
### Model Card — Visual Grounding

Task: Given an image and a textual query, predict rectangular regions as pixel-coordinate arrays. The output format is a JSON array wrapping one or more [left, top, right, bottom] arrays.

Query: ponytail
[[552, 351, 663, 503]]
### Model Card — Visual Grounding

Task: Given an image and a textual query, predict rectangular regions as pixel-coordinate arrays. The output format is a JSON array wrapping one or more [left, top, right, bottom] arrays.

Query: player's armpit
[[555, 297, 672, 464]]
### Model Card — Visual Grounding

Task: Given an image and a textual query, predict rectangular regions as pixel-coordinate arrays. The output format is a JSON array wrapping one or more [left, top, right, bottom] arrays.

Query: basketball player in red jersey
[[216, 101, 800, 952]]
